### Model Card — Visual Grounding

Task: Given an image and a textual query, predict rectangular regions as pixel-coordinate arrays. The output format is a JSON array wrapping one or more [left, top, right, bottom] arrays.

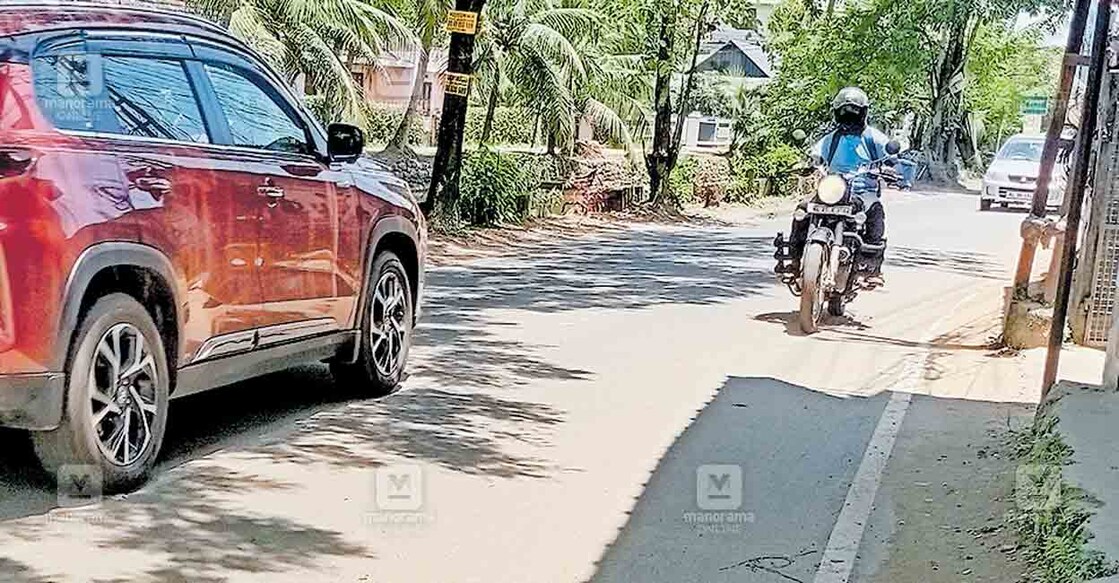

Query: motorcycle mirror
[[885, 140, 901, 156], [791, 129, 807, 145]]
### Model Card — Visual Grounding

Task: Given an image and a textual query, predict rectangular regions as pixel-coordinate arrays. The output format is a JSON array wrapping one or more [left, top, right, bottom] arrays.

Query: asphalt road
[[0, 190, 1039, 582]]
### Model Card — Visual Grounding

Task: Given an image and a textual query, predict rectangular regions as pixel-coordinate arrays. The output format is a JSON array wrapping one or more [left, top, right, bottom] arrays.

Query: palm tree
[[387, 0, 451, 152], [190, 0, 416, 125], [472, 0, 599, 150], [573, 47, 649, 156]]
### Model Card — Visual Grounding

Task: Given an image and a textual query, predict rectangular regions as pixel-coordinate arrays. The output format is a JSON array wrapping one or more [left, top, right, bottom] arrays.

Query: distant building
[[695, 26, 773, 87], [351, 49, 450, 117]]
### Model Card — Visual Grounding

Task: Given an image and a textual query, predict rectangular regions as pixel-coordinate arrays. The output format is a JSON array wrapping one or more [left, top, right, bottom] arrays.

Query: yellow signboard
[[446, 10, 478, 34], [444, 72, 471, 97]]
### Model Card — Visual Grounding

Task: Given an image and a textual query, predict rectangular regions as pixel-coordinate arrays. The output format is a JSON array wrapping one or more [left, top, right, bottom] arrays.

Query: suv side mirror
[[885, 139, 901, 156], [328, 123, 365, 163]]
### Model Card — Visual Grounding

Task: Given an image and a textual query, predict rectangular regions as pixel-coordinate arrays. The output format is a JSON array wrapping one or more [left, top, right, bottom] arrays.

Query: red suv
[[0, 4, 425, 490]]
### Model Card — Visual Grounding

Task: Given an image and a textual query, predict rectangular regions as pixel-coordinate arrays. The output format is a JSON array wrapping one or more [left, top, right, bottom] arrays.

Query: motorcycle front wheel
[[799, 244, 826, 334]]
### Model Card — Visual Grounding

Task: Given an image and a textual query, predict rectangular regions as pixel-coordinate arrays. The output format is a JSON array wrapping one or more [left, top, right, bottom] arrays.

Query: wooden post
[[1010, 0, 1091, 300], [423, 0, 486, 219], [1042, 0, 1111, 399]]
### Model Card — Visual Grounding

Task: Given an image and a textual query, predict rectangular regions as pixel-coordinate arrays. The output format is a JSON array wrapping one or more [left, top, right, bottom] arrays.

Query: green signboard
[[1022, 96, 1049, 115]]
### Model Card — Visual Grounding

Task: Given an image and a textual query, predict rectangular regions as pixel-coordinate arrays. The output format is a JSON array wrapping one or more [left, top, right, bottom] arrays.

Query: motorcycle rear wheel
[[799, 244, 826, 334], [827, 294, 846, 317]]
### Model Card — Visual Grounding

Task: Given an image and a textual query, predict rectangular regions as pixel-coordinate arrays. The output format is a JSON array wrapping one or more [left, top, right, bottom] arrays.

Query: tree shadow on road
[[588, 376, 890, 583], [887, 247, 1007, 280], [414, 228, 778, 390]]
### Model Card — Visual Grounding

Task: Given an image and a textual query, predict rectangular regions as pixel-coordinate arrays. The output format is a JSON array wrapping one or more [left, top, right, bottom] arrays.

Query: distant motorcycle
[[774, 140, 903, 333]]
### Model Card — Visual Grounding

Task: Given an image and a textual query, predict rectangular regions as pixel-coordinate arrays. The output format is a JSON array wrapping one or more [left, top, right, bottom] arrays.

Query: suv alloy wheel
[[332, 251, 414, 396], [33, 294, 170, 493]]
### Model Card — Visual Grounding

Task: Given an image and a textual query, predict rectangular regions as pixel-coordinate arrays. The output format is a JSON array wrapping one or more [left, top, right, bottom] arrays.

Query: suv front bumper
[[0, 372, 64, 430]]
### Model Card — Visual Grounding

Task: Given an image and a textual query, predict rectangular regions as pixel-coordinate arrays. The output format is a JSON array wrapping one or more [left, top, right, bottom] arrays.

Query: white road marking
[[813, 291, 981, 583], [813, 390, 911, 583]]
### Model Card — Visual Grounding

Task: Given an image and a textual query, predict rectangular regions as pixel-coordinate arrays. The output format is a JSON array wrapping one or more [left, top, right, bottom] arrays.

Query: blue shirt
[[812, 127, 891, 175]]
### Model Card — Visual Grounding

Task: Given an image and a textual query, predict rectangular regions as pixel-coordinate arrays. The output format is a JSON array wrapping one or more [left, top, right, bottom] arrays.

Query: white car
[[980, 134, 1066, 211]]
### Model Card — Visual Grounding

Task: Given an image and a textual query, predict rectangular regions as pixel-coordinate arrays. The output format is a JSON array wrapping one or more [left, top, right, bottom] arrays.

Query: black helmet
[[832, 87, 869, 129]]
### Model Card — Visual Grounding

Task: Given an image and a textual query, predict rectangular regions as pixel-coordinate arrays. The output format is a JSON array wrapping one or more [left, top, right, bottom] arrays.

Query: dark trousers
[[789, 201, 886, 274]]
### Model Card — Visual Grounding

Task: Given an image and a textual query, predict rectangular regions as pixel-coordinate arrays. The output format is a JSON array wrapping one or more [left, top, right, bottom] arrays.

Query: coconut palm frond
[[227, 5, 287, 68], [521, 22, 586, 80], [531, 7, 600, 41], [582, 97, 634, 150]]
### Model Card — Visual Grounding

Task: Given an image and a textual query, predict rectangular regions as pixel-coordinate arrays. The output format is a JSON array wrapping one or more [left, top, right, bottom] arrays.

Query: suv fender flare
[[57, 243, 184, 371], [344, 216, 421, 363]]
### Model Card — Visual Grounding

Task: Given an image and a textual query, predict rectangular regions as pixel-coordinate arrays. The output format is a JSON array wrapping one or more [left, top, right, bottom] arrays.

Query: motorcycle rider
[[788, 87, 893, 286]]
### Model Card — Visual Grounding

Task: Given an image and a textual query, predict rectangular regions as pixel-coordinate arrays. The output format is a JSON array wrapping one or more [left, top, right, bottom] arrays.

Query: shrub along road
[[0, 189, 1078, 582]]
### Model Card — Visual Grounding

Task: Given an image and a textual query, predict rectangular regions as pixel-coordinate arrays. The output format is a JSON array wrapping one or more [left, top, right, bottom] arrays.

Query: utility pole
[[1008, 0, 1091, 303], [422, 0, 486, 220], [1042, 0, 1112, 399]]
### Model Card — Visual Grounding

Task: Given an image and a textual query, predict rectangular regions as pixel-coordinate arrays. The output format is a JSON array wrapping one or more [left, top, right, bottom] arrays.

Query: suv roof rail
[[0, 1, 228, 37]]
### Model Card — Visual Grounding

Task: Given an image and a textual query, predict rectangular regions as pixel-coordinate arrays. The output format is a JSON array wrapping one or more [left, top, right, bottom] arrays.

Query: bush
[[465, 107, 536, 145], [458, 147, 540, 226], [363, 104, 428, 146], [668, 156, 700, 205], [730, 143, 804, 200]]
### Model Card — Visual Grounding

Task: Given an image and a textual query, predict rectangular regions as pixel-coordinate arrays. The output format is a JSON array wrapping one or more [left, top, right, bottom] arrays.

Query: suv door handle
[[258, 179, 285, 205]]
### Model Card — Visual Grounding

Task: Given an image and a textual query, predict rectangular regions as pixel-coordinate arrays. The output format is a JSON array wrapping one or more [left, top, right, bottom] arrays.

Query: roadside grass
[[1008, 415, 1119, 582]]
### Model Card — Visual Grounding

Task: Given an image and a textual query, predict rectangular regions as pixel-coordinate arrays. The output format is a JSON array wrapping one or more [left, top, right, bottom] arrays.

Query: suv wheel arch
[[59, 243, 184, 372]]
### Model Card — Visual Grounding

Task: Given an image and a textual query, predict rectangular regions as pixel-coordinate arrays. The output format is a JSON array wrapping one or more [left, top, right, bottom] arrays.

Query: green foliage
[[1009, 416, 1119, 583], [762, 0, 1063, 166], [965, 23, 1059, 154], [474, 0, 605, 148], [458, 147, 540, 226], [465, 107, 536, 144], [189, 0, 416, 126], [668, 156, 700, 205], [690, 72, 738, 118], [363, 105, 428, 146]]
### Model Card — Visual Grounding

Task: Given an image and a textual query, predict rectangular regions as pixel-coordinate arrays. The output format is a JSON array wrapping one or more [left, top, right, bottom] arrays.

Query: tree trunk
[[480, 82, 499, 144], [546, 131, 557, 156], [645, 7, 675, 205], [647, 0, 709, 206], [389, 33, 433, 153], [424, 0, 487, 222], [920, 11, 969, 183]]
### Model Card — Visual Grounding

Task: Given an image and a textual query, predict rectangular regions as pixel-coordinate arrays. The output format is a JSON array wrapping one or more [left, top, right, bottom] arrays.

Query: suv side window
[[203, 62, 310, 155], [34, 53, 209, 143]]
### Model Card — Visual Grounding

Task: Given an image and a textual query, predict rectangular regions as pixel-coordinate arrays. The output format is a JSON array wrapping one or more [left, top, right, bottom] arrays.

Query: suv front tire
[[332, 251, 414, 396], [33, 294, 170, 493]]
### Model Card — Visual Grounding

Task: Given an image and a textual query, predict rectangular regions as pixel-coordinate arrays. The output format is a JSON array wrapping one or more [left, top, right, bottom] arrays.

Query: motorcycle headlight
[[817, 175, 846, 204]]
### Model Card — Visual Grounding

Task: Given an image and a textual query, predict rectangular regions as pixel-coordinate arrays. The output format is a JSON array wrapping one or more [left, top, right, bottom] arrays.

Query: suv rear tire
[[979, 199, 992, 211], [332, 251, 414, 396], [33, 294, 170, 493]]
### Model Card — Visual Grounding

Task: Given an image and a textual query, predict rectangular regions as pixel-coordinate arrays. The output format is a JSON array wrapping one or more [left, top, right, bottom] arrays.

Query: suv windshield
[[998, 139, 1043, 162]]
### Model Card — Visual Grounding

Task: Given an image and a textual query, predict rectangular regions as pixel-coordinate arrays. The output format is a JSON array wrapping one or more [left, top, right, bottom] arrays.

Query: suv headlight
[[817, 175, 846, 204]]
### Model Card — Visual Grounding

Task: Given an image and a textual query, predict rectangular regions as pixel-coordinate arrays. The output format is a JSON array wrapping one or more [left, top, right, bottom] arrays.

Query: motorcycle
[[773, 140, 903, 334]]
